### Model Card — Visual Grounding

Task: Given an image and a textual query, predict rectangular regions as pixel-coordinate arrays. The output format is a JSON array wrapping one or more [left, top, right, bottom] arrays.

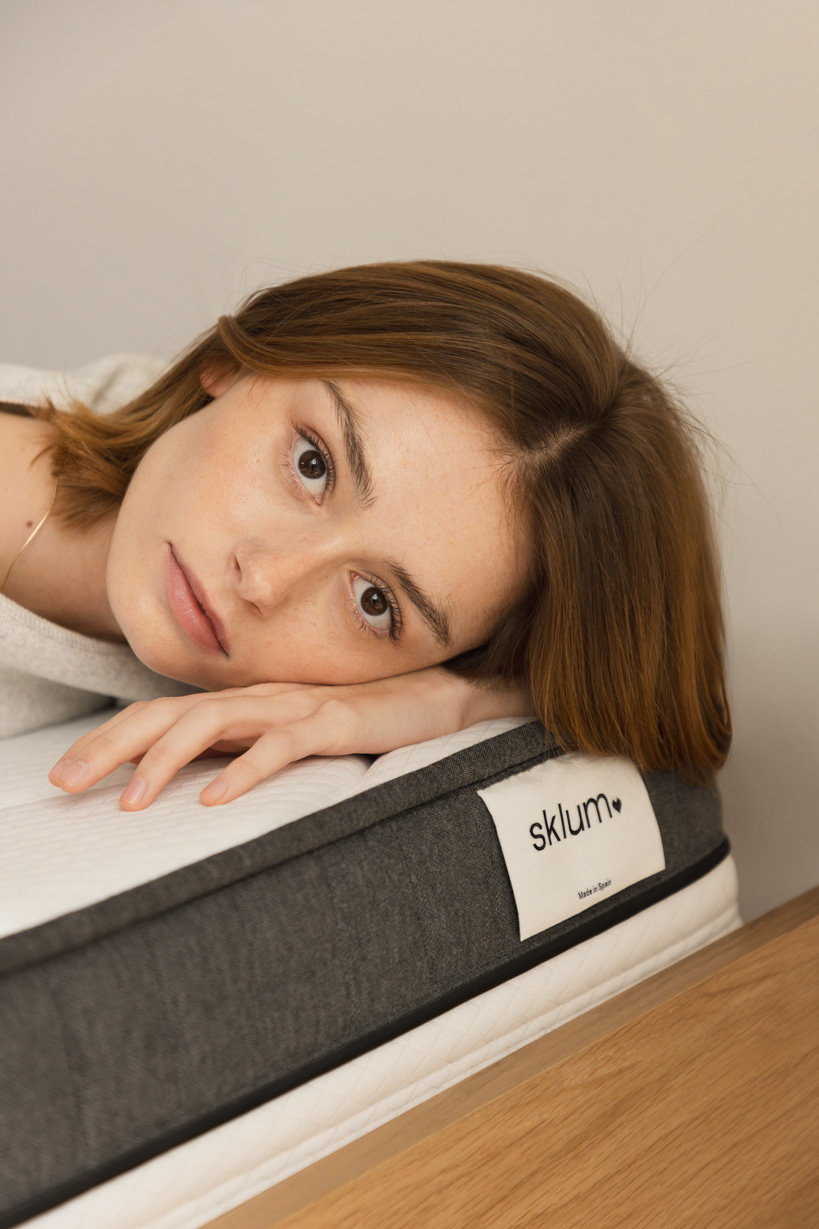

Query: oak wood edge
[[205, 882, 819, 1229]]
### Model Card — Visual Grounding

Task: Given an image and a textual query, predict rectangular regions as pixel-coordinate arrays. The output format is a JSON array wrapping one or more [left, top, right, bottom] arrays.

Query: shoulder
[[0, 354, 169, 415], [57, 354, 170, 413], [0, 410, 57, 596], [0, 409, 52, 486]]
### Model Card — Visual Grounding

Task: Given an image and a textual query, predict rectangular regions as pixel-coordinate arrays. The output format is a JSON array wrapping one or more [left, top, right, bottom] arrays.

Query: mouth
[[163, 544, 230, 656]]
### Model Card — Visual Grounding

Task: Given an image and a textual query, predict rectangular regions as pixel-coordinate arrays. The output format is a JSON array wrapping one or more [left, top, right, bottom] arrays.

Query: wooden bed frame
[[202, 883, 819, 1229]]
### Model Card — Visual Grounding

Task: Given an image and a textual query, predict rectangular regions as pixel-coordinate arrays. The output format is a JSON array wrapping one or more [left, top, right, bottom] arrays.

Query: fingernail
[[202, 777, 228, 805], [121, 777, 147, 807], [55, 760, 88, 787]]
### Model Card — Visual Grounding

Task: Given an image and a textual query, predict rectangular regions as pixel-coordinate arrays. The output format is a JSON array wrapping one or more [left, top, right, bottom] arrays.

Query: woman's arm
[[48, 668, 535, 810]]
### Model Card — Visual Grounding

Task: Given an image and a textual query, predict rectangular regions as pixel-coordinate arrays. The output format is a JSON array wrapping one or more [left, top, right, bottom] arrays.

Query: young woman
[[0, 261, 731, 809]]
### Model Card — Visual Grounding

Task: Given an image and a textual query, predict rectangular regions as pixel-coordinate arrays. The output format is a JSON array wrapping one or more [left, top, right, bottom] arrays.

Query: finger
[[200, 700, 355, 805], [129, 746, 242, 766], [52, 701, 153, 762], [49, 698, 199, 793], [49, 685, 276, 773], [190, 739, 256, 759], [116, 696, 307, 810]]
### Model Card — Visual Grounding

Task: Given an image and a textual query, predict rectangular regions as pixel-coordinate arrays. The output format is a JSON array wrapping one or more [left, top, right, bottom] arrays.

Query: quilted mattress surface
[[0, 714, 732, 1227]]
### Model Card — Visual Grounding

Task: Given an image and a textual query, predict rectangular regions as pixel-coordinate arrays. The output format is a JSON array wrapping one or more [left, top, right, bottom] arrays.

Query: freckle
[[25, 521, 33, 529]]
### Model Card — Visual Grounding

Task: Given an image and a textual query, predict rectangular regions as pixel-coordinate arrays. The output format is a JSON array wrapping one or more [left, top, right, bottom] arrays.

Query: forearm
[[438, 668, 535, 730], [49, 670, 538, 813]]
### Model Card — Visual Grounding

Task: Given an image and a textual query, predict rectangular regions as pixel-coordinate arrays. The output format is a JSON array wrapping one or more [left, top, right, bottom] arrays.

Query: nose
[[233, 536, 331, 618]]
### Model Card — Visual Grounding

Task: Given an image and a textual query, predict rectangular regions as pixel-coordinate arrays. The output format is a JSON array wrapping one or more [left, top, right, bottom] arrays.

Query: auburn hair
[[33, 260, 731, 784]]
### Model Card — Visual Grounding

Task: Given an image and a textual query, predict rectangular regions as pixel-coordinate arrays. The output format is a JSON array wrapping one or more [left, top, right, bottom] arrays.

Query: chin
[[110, 579, 189, 683], [114, 609, 190, 685]]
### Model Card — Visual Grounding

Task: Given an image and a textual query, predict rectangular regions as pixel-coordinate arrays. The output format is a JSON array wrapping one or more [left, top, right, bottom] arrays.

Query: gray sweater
[[0, 356, 194, 738]]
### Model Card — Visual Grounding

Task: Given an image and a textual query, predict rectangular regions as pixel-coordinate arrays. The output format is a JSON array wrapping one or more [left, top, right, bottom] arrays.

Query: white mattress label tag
[[477, 754, 666, 941]]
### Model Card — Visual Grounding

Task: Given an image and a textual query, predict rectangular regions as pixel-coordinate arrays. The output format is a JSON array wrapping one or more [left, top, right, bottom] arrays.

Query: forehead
[[333, 377, 529, 645], [346, 375, 498, 468]]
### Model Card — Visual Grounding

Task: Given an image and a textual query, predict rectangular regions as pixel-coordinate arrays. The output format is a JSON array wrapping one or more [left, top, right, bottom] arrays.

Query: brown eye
[[352, 574, 394, 632], [293, 436, 330, 496], [361, 586, 387, 617], [298, 447, 325, 480]]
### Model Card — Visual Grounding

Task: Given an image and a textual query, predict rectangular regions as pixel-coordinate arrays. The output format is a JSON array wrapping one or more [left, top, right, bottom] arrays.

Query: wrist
[[436, 668, 534, 729]]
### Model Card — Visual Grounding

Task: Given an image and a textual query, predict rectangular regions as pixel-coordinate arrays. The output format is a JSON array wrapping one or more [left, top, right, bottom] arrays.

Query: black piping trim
[[0, 838, 730, 1229]]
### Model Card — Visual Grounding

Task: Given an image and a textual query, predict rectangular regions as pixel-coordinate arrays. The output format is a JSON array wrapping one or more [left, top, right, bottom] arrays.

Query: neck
[[15, 514, 124, 641], [0, 413, 126, 641]]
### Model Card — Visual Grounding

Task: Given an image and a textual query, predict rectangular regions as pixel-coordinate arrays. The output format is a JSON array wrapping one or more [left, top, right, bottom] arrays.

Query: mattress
[[0, 713, 737, 1228]]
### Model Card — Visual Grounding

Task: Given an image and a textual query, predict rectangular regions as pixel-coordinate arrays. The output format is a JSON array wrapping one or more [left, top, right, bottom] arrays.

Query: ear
[[199, 362, 240, 398]]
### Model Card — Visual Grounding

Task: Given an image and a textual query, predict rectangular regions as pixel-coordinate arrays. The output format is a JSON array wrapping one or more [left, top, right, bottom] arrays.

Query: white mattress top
[[0, 712, 531, 938]]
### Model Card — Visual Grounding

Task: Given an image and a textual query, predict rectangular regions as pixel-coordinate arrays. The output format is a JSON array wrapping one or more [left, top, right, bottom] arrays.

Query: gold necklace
[[0, 479, 59, 596]]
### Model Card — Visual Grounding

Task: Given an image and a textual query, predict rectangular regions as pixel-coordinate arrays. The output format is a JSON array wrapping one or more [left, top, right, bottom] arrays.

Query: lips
[[163, 544, 230, 656]]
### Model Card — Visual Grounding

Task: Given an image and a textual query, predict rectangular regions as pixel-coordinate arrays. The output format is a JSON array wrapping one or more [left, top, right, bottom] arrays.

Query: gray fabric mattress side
[[0, 723, 728, 1225]]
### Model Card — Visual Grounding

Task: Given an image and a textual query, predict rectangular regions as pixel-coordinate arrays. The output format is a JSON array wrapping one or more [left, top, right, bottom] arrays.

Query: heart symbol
[[612, 798, 622, 813]]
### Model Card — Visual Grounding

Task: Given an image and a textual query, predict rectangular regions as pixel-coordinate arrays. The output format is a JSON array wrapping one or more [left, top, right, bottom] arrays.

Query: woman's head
[[104, 371, 529, 690], [39, 260, 731, 782]]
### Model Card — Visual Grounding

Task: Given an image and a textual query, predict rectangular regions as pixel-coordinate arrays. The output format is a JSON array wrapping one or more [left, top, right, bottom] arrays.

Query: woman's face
[[106, 372, 529, 691]]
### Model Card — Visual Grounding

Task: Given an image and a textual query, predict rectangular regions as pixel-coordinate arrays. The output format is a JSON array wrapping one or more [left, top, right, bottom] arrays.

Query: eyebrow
[[386, 559, 452, 650], [322, 379, 453, 650], [323, 379, 375, 507]]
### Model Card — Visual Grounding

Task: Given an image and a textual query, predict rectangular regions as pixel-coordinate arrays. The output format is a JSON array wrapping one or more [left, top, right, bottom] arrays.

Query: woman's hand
[[48, 668, 533, 810]]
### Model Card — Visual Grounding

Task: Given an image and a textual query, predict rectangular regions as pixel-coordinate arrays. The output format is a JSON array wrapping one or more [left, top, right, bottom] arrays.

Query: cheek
[[105, 482, 154, 608], [122, 424, 240, 548], [195, 417, 275, 530]]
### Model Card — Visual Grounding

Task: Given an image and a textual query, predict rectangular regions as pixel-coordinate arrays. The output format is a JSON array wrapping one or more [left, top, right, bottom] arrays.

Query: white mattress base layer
[[26, 855, 740, 1229]]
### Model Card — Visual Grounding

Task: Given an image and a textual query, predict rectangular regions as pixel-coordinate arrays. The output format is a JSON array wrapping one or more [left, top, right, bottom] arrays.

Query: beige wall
[[2, 0, 816, 920]]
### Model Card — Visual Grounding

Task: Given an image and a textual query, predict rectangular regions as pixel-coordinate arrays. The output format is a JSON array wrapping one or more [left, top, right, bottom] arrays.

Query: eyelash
[[287, 422, 403, 644], [293, 422, 337, 497], [347, 577, 403, 644]]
